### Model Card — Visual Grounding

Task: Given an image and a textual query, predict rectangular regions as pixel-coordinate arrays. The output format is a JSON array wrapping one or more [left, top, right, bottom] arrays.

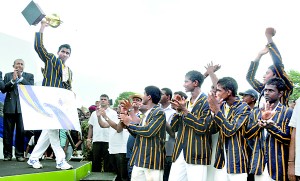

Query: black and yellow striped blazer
[[246, 42, 293, 106], [35, 32, 72, 89], [245, 103, 292, 181], [171, 93, 212, 165], [213, 98, 250, 174], [128, 104, 166, 170]]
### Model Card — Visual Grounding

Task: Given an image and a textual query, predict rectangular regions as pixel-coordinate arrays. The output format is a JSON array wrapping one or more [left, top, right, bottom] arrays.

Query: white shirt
[[88, 111, 110, 142], [107, 109, 129, 154], [289, 98, 300, 176], [62, 66, 69, 82]]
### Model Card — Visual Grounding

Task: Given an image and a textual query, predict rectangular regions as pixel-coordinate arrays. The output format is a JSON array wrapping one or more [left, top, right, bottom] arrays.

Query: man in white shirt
[[87, 95, 110, 172], [289, 98, 300, 181], [160, 87, 176, 181], [98, 94, 129, 181]]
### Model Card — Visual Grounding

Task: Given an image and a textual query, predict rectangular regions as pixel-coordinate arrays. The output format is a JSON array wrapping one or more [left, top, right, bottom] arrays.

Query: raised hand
[[261, 101, 275, 120], [259, 101, 276, 128], [13, 69, 18, 81], [204, 61, 221, 77], [207, 90, 220, 114], [265, 27, 276, 37], [170, 94, 186, 112]]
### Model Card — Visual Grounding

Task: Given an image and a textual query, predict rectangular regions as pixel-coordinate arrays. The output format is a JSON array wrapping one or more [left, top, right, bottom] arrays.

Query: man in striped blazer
[[168, 70, 212, 181], [27, 20, 73, 170], [121, 85, 166, 181], [208, 77, 251, 181], [246, 27, 293, 108], [246, 77, 292, 181]]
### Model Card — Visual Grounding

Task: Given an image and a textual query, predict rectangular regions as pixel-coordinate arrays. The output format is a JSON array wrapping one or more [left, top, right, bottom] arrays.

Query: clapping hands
[[258, 102, 275, 128]]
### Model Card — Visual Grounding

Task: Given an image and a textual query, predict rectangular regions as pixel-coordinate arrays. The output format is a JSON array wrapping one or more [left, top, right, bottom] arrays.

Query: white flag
[[18, 85, 81, 132]]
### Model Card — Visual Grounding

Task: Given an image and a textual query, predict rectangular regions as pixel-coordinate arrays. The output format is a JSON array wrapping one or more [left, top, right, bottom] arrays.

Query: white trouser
[[29, 129, 66, 163], [214, 166, 247, 181], [131, 165, 163, 181], [169, 151, 207, 181], [255, 164, 275, 181]]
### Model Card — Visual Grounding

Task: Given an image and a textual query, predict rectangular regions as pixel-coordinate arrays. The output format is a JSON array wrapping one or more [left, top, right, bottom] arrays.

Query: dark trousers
[[3, 113, 24, 158], [111, 153, 128, 181], [163, 156, 172, 181], [92, 142, 110, 172]]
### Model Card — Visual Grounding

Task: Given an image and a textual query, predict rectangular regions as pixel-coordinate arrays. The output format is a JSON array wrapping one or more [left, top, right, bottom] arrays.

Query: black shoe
[[3, 157, 12, 161], [16, 157, 25, 162]]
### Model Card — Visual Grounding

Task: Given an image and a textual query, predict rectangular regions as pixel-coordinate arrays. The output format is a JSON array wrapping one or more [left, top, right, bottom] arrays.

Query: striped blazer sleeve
[[34, 32, 51, 63], [246, 60, 264, 93], [267, 107, 293, 145], [127, 109, 166, 137], [170, 113, 181, 132], [268, 43, 294, 105], [183, 97, 212, 134], [214, 103, 250, 137], [245, 109, 262, 139]]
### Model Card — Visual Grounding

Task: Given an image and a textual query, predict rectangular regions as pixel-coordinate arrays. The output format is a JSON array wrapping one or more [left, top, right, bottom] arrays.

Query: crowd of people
[[0, 21, 300, 181]]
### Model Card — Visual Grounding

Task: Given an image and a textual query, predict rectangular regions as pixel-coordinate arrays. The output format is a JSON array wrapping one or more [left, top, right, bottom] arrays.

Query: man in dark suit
[[2, 59, 34, 161]]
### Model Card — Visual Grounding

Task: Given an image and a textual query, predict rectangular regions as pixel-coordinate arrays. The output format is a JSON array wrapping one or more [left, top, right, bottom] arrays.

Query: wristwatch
[[128, 108, 133, 113]]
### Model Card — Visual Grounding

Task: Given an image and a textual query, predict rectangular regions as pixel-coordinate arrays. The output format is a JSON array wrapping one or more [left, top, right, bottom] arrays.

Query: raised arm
[[266, 28, 294, 96], [204, 61, 220, 91], [246, 48, 268, 93]]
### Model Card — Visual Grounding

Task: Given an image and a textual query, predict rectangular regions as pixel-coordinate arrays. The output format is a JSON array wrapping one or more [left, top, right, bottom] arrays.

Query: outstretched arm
[[204, 61, 220, 91], [246, 48, 268, 93]]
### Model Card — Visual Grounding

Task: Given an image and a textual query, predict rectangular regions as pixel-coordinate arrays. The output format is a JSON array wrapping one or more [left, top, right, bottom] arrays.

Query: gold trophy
[[22, 1, 62, 28]]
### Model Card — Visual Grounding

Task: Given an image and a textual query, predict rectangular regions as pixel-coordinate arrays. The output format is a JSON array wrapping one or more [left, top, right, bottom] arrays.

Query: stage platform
[[0, 158, 91, 181]]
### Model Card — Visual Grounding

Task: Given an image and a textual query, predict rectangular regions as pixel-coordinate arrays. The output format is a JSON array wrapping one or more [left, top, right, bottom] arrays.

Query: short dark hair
[[58, 44, 71, 54], [100, 94, 109, 99], [217, 77, 238, 96], [265, 77, 286, 92], [174, 91, 188, 99], [145, 86, 161, 104], [185, 70, 204, 87], [161, 87, 173, 100]]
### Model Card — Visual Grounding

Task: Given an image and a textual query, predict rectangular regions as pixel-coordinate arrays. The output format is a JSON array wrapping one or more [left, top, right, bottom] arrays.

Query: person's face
[[95, 101, 100, 107], [183, 76, 196, 92], [215, 84, 231, 102], [13, 59, 24, 72], [57, 47, 71, 63], [132, 97, 142, 108], [99, 96, 109, 107], [142, 92, 150, 105], [160, 90, 169, 104], [263, 69, 276, 84], [242, 95, 255, 105], [264, 84, 282, 104]]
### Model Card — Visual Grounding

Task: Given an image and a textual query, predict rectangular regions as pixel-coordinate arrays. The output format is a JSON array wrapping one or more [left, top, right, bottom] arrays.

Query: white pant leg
[[169, 151, 187, 181], [227, 173, 247, 181], [186, 164, 207, 181], [47, 129, 66, 163], [255, 165, 275, 181], [30, 129, 51, 160], [144, 169, 163, 181], [214, 167, 228, 181], [131, 166, 147, 181]]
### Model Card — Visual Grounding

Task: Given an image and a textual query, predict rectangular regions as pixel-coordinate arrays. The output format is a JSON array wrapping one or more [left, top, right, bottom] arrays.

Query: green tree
[[113, 91, 137, 108], [288, 69, 300, 101]]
